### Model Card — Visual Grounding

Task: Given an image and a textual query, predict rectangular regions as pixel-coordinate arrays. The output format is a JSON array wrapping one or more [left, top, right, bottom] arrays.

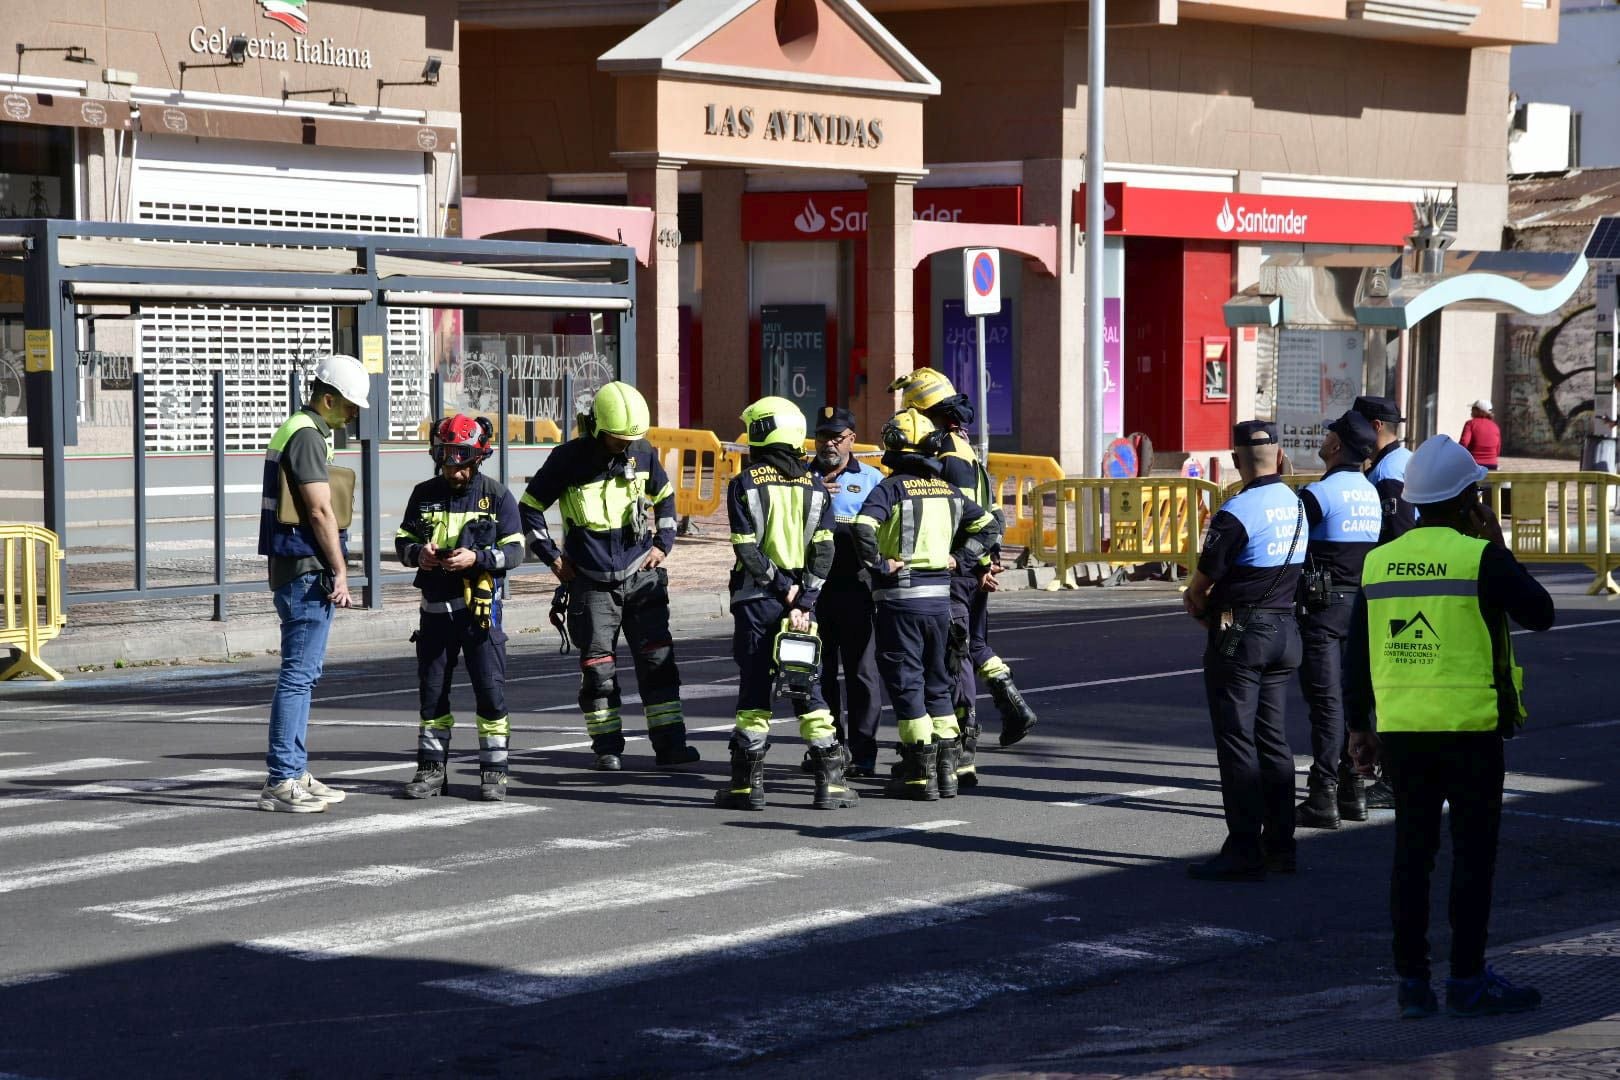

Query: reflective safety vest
[[855, 473, 997, 603], [258, 410, 345, 561], [1362, 528, 1525, 733], [727, 464, 833, 604]]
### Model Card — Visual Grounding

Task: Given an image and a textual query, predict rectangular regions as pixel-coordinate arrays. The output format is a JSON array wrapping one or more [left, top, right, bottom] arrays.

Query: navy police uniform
[[1355, 395, 1417, 543], [1296, 412, 1382, 801], [809, 407, 885, 772], [1195, 421, 1306, 874]]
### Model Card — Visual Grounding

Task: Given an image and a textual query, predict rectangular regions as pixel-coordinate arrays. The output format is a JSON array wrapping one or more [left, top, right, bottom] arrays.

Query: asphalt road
[[1, 587, 1617, 1079]]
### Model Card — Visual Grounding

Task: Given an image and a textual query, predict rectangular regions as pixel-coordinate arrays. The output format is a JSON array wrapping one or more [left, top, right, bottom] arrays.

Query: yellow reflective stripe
[[396, 526, 424, 540], [560, 477, 641, 531], [731, 532, 758, 545], [853, 514, 881, 530], [810, 528, 834, 543], [648, 481, 674, 503], [497, 532, 523, 547], [519, 490, 548, 511], [420, 713, 455, 730]]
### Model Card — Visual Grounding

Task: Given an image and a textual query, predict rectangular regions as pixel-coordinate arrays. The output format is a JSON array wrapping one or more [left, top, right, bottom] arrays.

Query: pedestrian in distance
[[807, 405, 886, 778], [519, 382, 700, 772], [1346, 434, 1553, 1019], [891, 368, 1037, 784], [1294, 411, 1382, 830], [256, 353, 369, 813], [1182, 420, 1305, 881], [853, 408, 1000, 801], [714, 397, 854, 811], [1459, 399, 1501, 471], [396, 415, 525, 802]]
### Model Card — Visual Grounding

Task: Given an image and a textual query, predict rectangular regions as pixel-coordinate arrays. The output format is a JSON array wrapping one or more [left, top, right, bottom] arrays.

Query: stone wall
[[1501, 225, 1602, 460]]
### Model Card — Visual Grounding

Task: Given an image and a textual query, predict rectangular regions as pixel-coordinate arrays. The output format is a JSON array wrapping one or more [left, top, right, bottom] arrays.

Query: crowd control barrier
[[646, 427, 738, 520], [986, 454, 1064, 549], [0, 524, 67, 682], [1028, 477, 1222, 583], [1479, 471, 1620, 594]]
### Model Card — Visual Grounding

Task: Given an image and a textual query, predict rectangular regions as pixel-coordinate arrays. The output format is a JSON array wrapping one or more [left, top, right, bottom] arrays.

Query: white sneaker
[[298, 771, 346, 804], [258, 778, 329, 813]]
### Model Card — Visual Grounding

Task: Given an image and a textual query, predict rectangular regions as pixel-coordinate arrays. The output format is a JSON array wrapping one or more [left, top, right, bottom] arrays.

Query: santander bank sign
[[1075, 183, 1413, 247], [1215, 198, 1308, 238], [744, 187, 1022, 243]]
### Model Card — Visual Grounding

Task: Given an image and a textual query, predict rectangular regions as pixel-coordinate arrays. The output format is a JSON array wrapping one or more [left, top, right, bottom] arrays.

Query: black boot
[[809, 744, 859, 810], [957, 722, 980, 789], [403, 759, 446, 799], [1338, 764, 1368, 822], [480, 769, 508, 802], [649, 723, 701, 768], [935, 736, 961, 799], [989, 673, 1038, 747], [1365, 772, 1396, 810], [885, 741, 940, 801], [592, 733, 625, 772], [714, 739, 768, 811], [1295, 781, 1341, 829]]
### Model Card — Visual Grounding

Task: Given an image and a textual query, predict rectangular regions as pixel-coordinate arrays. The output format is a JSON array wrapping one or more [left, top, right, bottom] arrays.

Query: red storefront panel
[[1122, 237, 1234, 452], [1076, 183, 1414, 246]]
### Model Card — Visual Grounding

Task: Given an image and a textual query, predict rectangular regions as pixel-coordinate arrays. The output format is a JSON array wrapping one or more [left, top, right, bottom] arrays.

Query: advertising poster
[[1275, 329, 1363, 462], [1104, 298, 1123, 437], [941, 299, 1014, 437], [760, 304, 827, 414]]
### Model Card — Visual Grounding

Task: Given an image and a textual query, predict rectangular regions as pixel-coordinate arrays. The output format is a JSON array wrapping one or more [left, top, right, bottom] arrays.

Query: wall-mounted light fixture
[[376, 56, 442, 106], [283, 86, 353, 107], [177, 35, 247, 90], [15, 42, 96, 77]]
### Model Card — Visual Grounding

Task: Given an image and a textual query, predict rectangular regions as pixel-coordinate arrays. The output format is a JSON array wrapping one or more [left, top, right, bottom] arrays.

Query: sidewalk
[[957, 920, 1620, 1079]]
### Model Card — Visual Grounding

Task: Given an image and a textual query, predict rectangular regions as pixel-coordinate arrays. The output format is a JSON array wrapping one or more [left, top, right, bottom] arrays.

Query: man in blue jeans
[[257, 354, 370, 812]]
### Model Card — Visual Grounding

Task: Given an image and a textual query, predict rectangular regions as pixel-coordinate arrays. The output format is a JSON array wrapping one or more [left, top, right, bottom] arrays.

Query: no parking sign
[[963, 248, 1001, 317]]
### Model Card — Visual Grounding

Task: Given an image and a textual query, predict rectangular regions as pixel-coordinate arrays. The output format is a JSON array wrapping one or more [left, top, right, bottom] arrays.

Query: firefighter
[[714, 397, 853, 811], [853, 408, 1000, 801], [891, 369, 1037, 785], [519, 382, 699, 771], [397, 415, 525, 801]]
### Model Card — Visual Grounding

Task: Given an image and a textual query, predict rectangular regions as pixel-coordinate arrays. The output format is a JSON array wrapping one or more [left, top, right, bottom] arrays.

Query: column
[[863, 173, 918, 440], [1021, 156, 1087, 472], [700, 168, 749, 433], [625, 156, 684, 427]]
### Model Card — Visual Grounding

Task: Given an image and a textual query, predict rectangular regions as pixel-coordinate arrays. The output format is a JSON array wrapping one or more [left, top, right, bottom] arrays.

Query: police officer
[[715, 397, 852, 811], [519, 382, 699, 772], [891, 369, 1036, 769], [1294, 411, 1381, 829], [808, 405, 885, 777], [1354, 394, 1416, 810], [1346, 435, 1551, 1019], [1182, 421, 1305, 881], [853, 409, 1000, 801], [396, 415, 525, 802]]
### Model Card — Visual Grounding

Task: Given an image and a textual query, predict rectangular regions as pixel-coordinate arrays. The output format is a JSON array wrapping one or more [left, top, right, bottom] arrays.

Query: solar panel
[[1588, 217, 1620, 261]]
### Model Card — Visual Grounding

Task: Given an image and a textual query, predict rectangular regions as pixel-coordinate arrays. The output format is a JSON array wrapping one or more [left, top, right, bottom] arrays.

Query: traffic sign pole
[[962, 248, 1001, 465], [976, 313, 989, 464]]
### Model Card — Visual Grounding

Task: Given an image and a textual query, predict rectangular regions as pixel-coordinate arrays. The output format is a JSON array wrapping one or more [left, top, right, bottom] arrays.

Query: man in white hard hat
[[1346, 435, 1553, 1019], [256, 354, 369, 812]]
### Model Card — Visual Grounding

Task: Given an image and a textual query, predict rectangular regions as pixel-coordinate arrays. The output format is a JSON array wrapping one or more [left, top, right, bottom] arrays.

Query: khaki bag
[[277, 464, 355, 528]]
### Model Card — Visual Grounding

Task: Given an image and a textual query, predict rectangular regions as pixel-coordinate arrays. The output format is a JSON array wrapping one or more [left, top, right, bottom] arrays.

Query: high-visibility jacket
[[853, 461, 999, 609], [257, 409, 345, 561], [1362, 527, 1525, 733], [726, 461, 835, 608], [395, 472, 525, 611], [519, 436, 677, 582]]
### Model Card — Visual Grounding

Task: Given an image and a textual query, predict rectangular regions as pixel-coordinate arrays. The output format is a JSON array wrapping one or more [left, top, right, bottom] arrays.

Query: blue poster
[[941, 299, 1014, 437]]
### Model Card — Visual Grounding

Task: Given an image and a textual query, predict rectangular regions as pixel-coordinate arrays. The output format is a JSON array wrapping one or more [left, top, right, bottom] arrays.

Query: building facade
[[460, 0, 1556, 469], [1512, 0, 1620, 170]]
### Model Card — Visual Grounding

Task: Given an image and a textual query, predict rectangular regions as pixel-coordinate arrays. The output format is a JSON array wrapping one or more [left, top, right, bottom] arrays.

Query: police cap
[[1352, 395, 1405, 424], [814, 405, 857, 437], [1327, 409, 1377, 461], [1232, 420, 1279, 448]]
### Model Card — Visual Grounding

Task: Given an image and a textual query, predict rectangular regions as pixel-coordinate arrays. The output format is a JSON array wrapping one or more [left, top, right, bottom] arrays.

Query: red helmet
[[430, 414, 493, 467]]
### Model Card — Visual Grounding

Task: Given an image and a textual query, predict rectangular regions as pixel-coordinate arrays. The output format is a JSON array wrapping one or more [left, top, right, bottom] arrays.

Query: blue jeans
[[267, 572, 335, 782]]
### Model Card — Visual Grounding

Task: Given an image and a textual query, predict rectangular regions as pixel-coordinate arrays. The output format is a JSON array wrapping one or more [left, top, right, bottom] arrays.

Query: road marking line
[[642, 922, 1270, 1061], [1505, 809, 1620, 829], [240, 847, 877, 962], [0, 768, 261, 812], [0, 752, 29, 758], [0, 802, 537, 896], [428, 880, 1062, 1007], [832, 820, 967, 842], [1055, 785, 1185, 808], [0, 972, 66, 989], [0, 804, 208, 844], [0, 758, 144, 780]]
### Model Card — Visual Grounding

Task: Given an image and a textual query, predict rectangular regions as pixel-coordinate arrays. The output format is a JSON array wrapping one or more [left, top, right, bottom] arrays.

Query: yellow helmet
[[889, 368, 957, 412], [590, 381, 650, 439], [880, 408, 944, 454], [741, 396, 807, 448]]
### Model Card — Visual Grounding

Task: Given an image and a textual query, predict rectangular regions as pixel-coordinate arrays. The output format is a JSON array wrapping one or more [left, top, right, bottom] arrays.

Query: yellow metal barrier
[[1480, 471, 1620, 595], [645, 427, 736, 520], [1029, 477, 1223, 585], [986, 453, 1064, 549], [0, 524, 66, 682]]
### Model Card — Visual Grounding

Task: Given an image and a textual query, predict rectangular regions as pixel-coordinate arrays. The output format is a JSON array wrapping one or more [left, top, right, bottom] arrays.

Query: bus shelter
[[0, 219, 637, 614]]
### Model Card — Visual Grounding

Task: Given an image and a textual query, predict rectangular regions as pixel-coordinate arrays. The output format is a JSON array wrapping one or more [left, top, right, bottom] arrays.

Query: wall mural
[[1504, 300, 1599, 459]]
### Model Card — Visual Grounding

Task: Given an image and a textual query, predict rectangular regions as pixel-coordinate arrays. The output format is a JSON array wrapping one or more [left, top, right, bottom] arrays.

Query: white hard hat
[[1403, 434, 1487, 506], [1472, 399, 1493, 413], [310, 354, 370, 410]]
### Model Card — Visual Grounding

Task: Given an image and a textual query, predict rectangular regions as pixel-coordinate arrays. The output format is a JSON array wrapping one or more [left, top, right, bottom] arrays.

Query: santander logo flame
[[1215, 198, 1236, 234], [793, 199, 827, 235]]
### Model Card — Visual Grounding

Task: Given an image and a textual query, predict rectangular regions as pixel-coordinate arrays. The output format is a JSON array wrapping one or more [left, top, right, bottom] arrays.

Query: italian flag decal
[[261, 0, 309, 34]]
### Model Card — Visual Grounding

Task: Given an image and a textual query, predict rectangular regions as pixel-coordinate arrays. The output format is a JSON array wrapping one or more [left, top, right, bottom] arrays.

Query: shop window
[[0, 122, 73, 219], [0, 316, 23, 423]]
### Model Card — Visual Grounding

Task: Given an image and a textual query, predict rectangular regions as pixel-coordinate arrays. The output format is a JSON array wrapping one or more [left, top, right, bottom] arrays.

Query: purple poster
[[941, 299, 1014, 437], [1104, 297, 1124, 437]]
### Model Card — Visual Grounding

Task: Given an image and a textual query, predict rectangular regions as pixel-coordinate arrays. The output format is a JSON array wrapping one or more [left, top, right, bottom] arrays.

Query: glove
[[466, 572, 496, 630]]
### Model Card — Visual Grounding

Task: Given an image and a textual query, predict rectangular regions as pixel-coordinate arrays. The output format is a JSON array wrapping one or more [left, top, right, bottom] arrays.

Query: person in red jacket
[[1459, 400, 1501, 471]]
